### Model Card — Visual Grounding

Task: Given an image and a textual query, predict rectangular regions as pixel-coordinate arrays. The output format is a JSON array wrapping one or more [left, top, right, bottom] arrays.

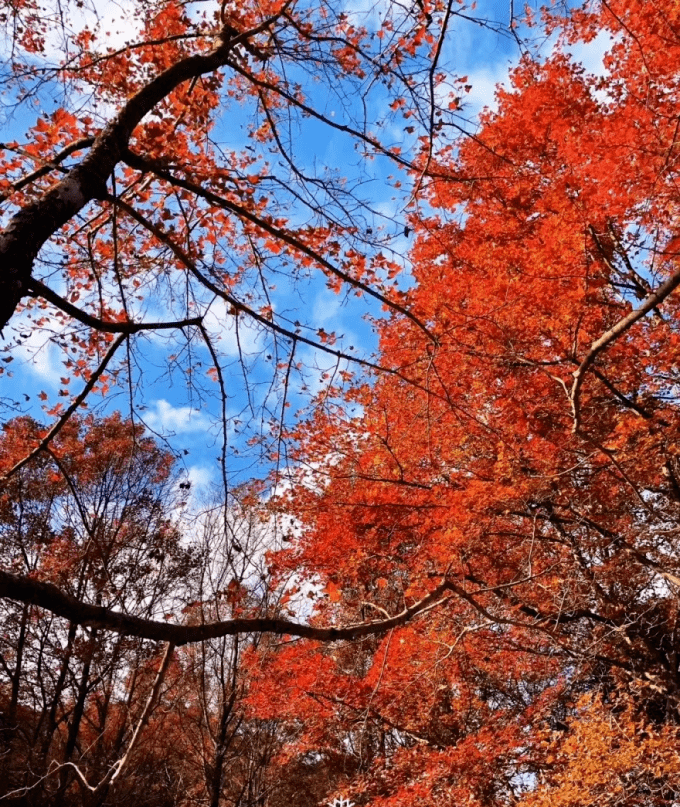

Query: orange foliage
[[255, 1, 680, 804]]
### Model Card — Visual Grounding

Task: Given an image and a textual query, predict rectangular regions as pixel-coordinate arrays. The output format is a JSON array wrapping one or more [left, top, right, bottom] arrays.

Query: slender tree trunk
[[53, 630, 97, 807]]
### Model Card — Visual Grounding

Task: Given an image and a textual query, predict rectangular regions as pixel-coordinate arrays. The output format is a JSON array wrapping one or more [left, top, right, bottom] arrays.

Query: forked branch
[[570, 265, 680, 430], [120, 149, 436, 343]]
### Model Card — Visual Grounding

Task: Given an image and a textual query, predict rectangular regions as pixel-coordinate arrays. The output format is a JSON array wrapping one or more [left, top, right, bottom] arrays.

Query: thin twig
[[1, 333, 127, 481]]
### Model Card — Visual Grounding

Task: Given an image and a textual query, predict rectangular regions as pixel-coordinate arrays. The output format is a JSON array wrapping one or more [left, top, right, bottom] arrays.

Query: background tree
[[0, 414, 198, 804], [171, 490, 292, 807], [0, 417, 305, 806]]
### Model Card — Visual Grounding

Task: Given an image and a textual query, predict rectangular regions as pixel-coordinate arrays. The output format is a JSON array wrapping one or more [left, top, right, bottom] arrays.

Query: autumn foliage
[[2, 0, 680, 804], [248, 1, 680, 804]]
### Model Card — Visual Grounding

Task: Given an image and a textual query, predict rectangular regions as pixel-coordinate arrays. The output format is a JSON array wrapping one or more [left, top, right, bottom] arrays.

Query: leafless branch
[[0, 569, 455, 645], [570, 266, 680, 431]]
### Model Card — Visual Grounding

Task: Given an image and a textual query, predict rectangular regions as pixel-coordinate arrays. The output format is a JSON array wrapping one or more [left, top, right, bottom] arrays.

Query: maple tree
[[242, 1, 680, 804]]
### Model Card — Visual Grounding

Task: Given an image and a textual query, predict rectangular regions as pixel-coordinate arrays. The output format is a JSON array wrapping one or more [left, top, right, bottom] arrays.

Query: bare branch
[[104, 642, 175, 789], [111, 193, 430, 383], [570, 266, 680, 430], [0, 569, 454, 645]]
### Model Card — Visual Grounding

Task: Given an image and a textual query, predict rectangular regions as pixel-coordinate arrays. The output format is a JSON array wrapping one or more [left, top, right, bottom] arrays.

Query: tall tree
[[253, 1, 680, 804]]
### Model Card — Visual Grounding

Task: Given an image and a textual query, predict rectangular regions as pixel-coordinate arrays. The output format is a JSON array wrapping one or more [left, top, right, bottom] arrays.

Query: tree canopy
[[2, 0, 680, 804]]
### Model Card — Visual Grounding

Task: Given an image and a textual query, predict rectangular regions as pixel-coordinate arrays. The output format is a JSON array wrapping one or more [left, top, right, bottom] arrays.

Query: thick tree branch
[[27, 277, 203, 334], [0, 569, 453, 645], [0, 11, 285, 332], [0, 137, 95, 201]]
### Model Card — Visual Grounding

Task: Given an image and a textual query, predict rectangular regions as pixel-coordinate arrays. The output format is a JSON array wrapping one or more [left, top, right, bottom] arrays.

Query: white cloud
[[449, 25, 616, 126], [566, 29, 615, 78], [171, 464, 217, 520], [463, 63, 511, 119], [9, 313, 65, 387], [563, 29, 618, 106], [312, 289, 343, 326], [202, 298, 265, 358], [432, 60, 512, 128], [343, 0, 392, 31], [83, 0, 140, 46], [70, 0, 142, 52], [310, 288, 364, 355], [144, 398, 213, 435], [23, 0, 142, 68], [186, 464, 215, 489]]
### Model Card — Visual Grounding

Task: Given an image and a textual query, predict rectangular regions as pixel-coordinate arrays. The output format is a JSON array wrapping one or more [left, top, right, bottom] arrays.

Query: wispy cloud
[[203, 298, 266, 358], [144, 398, 213, 436], [461, 62, 511, 120], [186, 464, 215, 489]]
